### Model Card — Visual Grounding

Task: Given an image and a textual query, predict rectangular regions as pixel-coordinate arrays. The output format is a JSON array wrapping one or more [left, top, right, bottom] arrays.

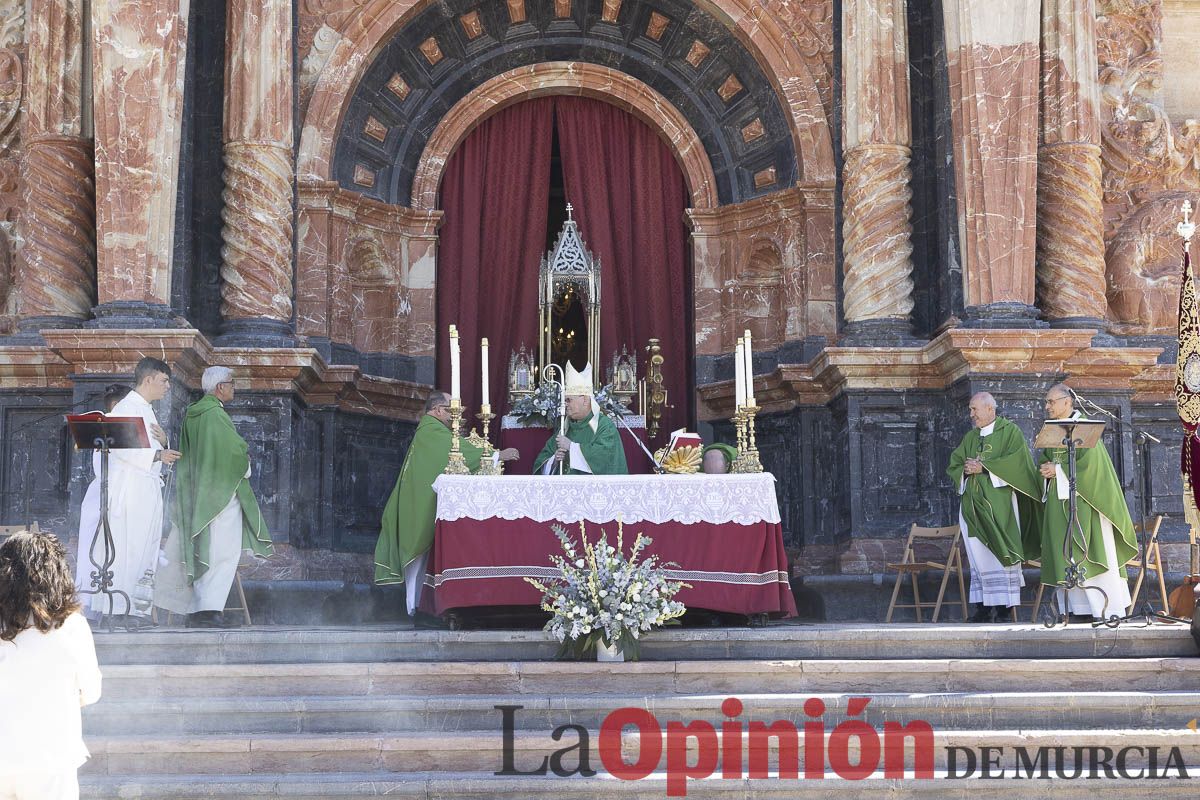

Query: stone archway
[[409, 63, 719, 211], [297, 0, 833, 188]]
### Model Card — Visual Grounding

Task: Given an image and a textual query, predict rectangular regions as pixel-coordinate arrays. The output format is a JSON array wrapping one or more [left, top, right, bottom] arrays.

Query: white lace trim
[[432, 473, 781, 525]]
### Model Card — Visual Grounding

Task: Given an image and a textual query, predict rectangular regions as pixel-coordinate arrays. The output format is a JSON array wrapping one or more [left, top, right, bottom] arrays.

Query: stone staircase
[[80, 623, 1200, 798]]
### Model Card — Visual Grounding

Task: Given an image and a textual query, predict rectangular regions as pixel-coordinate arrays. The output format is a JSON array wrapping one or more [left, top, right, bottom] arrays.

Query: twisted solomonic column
[[842, 143, 916, 323], [1035, 142, 1107, 321], [16, 135, 95, 321], [219, 140, 294, 321]]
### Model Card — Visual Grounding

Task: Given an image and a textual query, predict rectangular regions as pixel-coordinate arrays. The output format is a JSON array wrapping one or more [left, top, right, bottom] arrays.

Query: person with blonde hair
[[0, 531, 102, 800]]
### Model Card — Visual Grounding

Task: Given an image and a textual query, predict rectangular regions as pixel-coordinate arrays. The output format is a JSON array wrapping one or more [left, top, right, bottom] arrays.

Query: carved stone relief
[[1098, 0, 1200, 333]]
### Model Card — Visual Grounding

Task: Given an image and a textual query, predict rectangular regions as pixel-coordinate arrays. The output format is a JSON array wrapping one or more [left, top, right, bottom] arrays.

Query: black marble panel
[[331, 413, 415, 553], [0, 391, 74, 533], [906, 0, 962, 334], [333, 0, 798, 206], [171, 0, 227, 338]]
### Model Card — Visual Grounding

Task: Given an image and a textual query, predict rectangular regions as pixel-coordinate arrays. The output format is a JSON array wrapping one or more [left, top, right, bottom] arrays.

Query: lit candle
[[743, 329, 754, 407], [480, 337, 490, 412], [735, 340, 746, 410], [449, 324, 461, 401]]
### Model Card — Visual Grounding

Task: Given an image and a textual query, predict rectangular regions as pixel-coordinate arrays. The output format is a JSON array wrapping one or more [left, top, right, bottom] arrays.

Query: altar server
[[533, 363, 628, 475]]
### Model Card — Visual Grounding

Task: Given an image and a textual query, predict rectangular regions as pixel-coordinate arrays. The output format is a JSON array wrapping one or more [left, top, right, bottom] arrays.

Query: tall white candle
[[743, 329, 754, 407], [449, 324, 461, 401], [735, 340, 746, 410], [480, 337, 490, 409]]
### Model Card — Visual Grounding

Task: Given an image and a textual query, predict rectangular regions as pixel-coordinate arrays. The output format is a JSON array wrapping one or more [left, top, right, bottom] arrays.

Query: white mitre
[[563, 362, 600, 432]]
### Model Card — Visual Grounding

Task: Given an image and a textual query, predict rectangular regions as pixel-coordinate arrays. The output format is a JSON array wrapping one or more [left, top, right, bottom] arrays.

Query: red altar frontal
[[426, 474, 797, 617]]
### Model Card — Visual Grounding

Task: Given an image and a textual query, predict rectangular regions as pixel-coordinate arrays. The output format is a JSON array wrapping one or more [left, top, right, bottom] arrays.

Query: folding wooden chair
[[1127, 515, 1167, 613], [157, 571, 252, 627], [885, 524, 968, 622]]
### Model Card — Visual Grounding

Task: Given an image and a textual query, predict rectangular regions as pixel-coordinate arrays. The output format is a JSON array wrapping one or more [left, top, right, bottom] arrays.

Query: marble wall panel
[[91, 0, 191, 308], [942, 0, 1041, 317]]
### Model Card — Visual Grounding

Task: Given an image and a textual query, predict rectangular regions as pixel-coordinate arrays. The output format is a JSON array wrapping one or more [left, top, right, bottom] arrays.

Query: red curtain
[[437, 96, 692, 434], [554, 96, 691, 437], [436, 99, 554, 417]]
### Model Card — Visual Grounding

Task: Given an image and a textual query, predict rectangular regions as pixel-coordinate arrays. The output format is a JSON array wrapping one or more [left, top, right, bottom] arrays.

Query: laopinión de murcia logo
[[496, 698, 1191, 796]]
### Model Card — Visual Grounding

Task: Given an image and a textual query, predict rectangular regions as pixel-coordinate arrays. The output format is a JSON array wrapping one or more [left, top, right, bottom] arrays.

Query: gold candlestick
[[444, 401, 471, 475], [476, 405, 502, 476], [732, 404, 764, 473]]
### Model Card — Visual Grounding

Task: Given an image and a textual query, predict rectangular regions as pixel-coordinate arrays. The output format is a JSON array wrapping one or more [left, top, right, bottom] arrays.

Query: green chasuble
[[374, 414, 483, 585], [173, 394, 272, 582], [532, 412, 628, 475], [946, 417, 1042, 566], [1038, 419, 1137, 585]]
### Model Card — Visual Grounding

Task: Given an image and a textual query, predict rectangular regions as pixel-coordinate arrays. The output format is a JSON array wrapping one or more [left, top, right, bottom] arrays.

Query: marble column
[[90, 0, 191, 327], [943, 0, 1043, 327], [1036, 0, 1108, 330], [218, 0, 295, 346], [15, 0, 95, 331], [840, 0, 916, 342]]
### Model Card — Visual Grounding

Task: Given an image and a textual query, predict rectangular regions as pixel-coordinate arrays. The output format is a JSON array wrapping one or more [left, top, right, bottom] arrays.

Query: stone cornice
[[697, 328, 1167, 419], [25, 329, 427, 421]]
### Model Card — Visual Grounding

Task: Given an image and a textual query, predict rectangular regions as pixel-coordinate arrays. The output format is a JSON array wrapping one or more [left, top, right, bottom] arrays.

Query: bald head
[[968, 392, 997, 428]]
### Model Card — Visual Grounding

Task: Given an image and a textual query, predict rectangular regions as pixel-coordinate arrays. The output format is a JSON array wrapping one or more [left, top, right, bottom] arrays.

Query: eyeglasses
[[1044, 395, 1070, 403]]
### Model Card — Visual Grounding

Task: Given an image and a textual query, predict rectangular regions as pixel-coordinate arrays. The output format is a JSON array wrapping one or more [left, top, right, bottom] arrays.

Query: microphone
[[607, 409, 665, 473]]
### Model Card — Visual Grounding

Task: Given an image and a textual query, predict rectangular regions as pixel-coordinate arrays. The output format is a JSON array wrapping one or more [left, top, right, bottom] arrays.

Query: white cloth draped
[[431, 473, 781, 525]]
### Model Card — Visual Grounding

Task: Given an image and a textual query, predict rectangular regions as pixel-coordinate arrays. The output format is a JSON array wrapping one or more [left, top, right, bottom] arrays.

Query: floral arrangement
[[526, 521, 688, 660], [509, 381, 631, 427]]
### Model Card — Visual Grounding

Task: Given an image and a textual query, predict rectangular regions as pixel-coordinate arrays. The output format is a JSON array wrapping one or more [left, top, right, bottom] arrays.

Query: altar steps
[[78, 624, 1199, 798], [77, 771, 1200, 798], [88, 621, 1197, 664], [94, 656, 1200, 699], [83, 729, 1200, 776]]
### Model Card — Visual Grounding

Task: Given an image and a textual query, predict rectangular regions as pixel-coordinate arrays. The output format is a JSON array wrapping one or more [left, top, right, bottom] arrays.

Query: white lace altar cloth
[[432, 473, 780, 526]]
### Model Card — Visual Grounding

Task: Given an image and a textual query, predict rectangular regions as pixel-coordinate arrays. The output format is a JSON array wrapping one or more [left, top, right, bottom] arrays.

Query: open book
[[654, 428, 704, 470]]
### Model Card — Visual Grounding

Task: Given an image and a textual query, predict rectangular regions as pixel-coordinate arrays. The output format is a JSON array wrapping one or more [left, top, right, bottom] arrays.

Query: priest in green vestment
[[702, 443, 738, 474], [374, 391, 519, 618], [533, 362, 628, 475], [946, 392, 1041, 622], [155, 366, 273, 627], [1037, 384, 1137, 621]]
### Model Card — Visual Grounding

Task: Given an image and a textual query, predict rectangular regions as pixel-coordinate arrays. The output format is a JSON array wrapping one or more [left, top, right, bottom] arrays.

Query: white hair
[[202, 366, 234, 394], [970, 391, 996, 410]]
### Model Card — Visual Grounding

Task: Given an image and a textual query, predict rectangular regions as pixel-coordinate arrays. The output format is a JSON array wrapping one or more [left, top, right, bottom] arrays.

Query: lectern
[[67, 412, 150, 632]]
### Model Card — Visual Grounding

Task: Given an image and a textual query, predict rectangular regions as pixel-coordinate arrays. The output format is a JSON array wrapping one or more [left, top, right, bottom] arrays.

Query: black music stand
[[67, 413, 150, 633], [1034, 418, 1108, 627]]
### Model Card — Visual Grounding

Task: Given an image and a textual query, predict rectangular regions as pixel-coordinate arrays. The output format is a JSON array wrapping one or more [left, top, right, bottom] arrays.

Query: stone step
[[95, 657, 1200, 700], [77, 770, 1200, 799], [90, 622, 1197, 665], [81, 690, 1200, 736], [81, 729, 1200, 776]]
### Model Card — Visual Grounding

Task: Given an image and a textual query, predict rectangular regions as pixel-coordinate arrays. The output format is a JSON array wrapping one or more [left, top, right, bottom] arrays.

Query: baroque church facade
[[0, 0, 1196, 595]]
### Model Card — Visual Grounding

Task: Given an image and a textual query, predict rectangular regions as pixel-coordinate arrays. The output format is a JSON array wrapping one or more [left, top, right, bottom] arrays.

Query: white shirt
[[108, 389, 163, 478], [0, 613, 102, 773]]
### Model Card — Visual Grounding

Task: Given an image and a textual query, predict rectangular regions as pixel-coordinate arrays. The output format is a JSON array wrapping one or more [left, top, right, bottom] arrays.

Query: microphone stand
[[1071, 391, 1190, 626], [608, 408, 664, 474], [1045, 415, 1111, 628]]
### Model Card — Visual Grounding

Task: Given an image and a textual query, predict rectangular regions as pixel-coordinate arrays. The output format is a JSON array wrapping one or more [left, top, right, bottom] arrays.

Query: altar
[[426, 473, 797, 618]]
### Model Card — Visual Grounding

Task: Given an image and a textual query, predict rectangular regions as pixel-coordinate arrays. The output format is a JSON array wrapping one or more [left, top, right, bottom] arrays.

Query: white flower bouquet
[[526, 521, 688, 660]]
